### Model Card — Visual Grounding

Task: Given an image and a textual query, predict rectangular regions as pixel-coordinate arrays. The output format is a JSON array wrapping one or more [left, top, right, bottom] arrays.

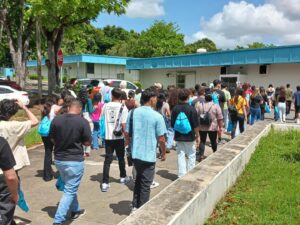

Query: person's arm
[[158, 135, 166, 161], [194, 127, 200, 147], [16, 100, 39, 127], [87, 99, 95, 113], [3, 169, 19, 204]]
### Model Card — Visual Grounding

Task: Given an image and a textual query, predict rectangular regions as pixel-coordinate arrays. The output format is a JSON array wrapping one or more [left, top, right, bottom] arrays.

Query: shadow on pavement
[[14, 216, 31, 225], [41, 206, 57, 218], [90, 173, 120, 184], [109, 200, 132, 216], [156, 170, 178, 181]]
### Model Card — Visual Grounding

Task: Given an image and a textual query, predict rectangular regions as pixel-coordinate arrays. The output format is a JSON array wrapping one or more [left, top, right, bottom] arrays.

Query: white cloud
[[189, 1, 300, 49], [126, 0, 165, 18]]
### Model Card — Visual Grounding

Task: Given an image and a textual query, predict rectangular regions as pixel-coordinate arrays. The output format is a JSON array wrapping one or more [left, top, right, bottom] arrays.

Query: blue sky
[[93, 0, 300, 49]]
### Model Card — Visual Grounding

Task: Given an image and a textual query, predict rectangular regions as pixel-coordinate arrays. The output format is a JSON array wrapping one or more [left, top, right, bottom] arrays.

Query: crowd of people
[[0, 78, 299, 225]]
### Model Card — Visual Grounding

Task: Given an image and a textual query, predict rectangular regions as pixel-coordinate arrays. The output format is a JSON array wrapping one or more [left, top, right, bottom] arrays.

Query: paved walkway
[[14, 144, 217, 225]]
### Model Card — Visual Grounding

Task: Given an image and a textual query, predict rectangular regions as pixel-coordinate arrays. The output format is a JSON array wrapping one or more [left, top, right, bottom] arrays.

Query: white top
[[101, 102, 128, 140], [0, 120, 31, 173]]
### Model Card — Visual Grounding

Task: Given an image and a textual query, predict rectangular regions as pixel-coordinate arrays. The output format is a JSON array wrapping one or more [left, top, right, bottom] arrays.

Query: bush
[[28, 74, 44, 80], [134, 81, 142, 89]]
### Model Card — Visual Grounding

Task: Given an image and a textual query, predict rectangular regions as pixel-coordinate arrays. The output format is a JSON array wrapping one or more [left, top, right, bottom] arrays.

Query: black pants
[[132, 159, 155, 208], [42, 136, 54, 180], [199, 131, 218, 156], [231, 115, 245, 139], [0, 175, 17, 225], [286, 101, 292, 115], [102, 139, 126, 184]]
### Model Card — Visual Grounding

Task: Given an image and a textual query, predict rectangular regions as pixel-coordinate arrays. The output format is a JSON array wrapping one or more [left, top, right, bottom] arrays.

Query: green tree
[[185, 38, 217, 54], [130, 21, 185, 58], [235, 42, 276, 50], [29, 0, 129, 94]]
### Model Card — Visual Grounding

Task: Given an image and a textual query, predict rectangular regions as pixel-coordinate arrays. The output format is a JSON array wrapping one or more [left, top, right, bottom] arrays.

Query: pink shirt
[[195, 102, 223, 131], [91, 102, 103, 121]]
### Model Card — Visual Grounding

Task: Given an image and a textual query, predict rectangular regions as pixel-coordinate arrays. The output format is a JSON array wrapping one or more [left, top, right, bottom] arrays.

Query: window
[[259, 65, 267, 74], [86, 63, 94, 74], [117, 73, 124, 80], [220, 66, 227, 74], [127, 82, 137, 90], [0, 87, 13, 94], [176, 75, 185, 88]]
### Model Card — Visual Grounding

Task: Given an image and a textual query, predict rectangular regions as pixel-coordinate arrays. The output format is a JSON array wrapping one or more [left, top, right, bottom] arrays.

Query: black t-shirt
[[171, 103, 199, 142], [250, 95, 262, 108], [0, 137, 16, 171], [50, 114, 91, 162]]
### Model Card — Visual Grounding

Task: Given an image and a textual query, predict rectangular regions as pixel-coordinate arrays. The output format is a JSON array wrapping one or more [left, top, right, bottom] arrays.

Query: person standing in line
[[259, 87, 268, 120], [125, 88, 167, 212], [211, 80, 226, 144], [50, 100, 91, 225], [249, 88, 263, 125], [196, 90, 223, 161], [293, 86, 300, 124], [229, 88, 247, 139], [90, 94, 103, 151], [267, 84, 275, 110], [171, 89, 200, 178], [277, 86, 287, 123], [221, 84, 231, 132], [0, 137, 19, 225], [285, 84, 293, 115], [101, 88, 130, 192]]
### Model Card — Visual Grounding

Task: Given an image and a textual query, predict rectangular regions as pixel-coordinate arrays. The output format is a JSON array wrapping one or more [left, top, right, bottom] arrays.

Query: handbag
[[113, 104, 125, 137]]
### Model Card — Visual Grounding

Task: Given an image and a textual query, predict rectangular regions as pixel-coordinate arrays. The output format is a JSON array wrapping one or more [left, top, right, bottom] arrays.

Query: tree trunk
[[46, 28, 64, 94], [36, 20, 43, 102]]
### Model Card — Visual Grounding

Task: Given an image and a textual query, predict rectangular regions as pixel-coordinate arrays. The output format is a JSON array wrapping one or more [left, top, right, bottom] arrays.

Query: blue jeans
[[54, 160, 84, 224], [250, 107, 261, 125], [92, 121, 100, 149], [223, 108, 229, 131], [166, 128, 175, 149], [176, 141, 196, 177]]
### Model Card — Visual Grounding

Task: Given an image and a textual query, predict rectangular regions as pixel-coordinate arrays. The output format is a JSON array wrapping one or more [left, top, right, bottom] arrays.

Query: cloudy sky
[[95, 0, 300, 49]]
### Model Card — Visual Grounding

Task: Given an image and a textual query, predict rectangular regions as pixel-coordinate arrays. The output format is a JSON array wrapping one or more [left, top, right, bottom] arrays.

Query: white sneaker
[[101, 183, 110, 192], [120, 176, 131, 184], [130, 207, 138, 215], [150, 181, 159, 189]]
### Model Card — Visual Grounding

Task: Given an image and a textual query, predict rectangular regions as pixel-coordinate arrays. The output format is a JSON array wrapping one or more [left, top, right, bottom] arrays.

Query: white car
[[104, 79, 138, 94], [0, 85, 30, 105]]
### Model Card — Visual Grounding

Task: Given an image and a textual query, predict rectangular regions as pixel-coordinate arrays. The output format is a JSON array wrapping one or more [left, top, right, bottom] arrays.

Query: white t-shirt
[[0, 120, 31, 173], [101, 102, 128, 140]]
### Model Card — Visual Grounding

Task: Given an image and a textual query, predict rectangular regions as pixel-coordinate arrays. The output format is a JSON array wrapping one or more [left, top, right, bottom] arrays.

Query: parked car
[[0, 79, 22, 91], [104, 79, 138, 93], [0, 85, 30, 105], [77, 78, 104, 88]]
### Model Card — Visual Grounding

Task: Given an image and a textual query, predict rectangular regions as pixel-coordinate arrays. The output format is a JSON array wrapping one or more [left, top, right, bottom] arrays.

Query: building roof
[[126, 44, 300, 70], [27, 54, 133, 67]]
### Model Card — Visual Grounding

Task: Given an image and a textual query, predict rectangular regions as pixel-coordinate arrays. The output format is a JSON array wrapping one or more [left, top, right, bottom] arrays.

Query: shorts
[[296, 106, 300, 114]]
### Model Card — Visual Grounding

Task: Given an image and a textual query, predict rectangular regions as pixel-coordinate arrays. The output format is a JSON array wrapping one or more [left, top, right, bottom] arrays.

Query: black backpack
[[199, 103, 213, 126], [228, 105, 238, 118]]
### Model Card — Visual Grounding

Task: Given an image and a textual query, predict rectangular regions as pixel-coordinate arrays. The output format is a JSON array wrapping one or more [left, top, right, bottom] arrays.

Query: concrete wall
[[118, 121, 273, 225], [138, 63, 300, 90]]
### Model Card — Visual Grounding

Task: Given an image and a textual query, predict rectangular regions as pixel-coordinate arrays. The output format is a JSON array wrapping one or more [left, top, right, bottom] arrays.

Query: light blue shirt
[[126, 106, 167, 163]]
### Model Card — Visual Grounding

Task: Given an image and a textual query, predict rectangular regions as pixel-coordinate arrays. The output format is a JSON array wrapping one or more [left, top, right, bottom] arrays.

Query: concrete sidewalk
[[14, 144, 216, 225]]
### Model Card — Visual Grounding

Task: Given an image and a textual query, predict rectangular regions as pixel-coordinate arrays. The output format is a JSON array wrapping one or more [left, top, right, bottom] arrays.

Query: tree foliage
[[236, 42, 276, 50], [185, 38, 218, 54]]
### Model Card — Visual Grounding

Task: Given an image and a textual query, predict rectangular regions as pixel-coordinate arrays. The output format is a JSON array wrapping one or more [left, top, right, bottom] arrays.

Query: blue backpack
[[38, 116, 51, 137], [174, 112, 192, 134], [212, 92, 220, 105]]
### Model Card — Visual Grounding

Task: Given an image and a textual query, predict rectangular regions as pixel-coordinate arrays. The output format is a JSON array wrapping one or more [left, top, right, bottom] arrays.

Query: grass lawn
[[24, 127, 42, 148], [206, 129, 300, 225]]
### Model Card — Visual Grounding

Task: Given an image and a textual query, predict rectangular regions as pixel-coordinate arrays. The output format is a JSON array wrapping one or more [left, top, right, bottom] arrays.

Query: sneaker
[[120, 176, 131, 184], [130, 207, 138, 215], [70, 209, 86, 220], [150, 181, 159, 189], [101, 183, 110, 192]]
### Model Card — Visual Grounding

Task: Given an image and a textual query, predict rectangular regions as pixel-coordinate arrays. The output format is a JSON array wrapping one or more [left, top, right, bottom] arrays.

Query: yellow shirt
[[230, 96, 247, 115]]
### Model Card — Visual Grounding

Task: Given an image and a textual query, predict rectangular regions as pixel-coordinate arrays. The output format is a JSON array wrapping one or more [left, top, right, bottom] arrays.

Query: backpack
[[228, 105, 238, 118], [174, 112, 192, 134], [38, 116, 51, 137], [212, 92, 220, 105], [199, 103, 213, 126]]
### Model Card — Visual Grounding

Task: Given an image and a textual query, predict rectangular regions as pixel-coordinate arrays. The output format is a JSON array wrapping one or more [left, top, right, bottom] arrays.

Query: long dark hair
[[42, 100, 54, 118], [77, 88, 89, 109], [234, 88, 244, 104], [156, 93, 166, 111], [168, 89, 179, 111]]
